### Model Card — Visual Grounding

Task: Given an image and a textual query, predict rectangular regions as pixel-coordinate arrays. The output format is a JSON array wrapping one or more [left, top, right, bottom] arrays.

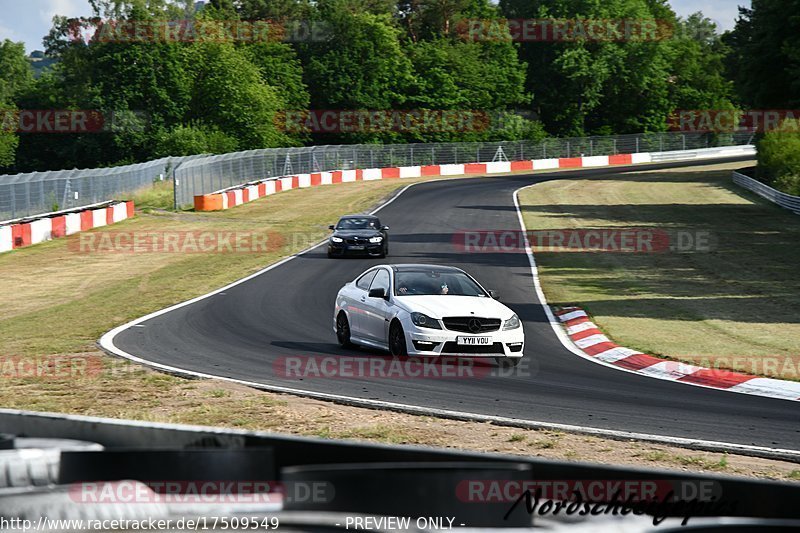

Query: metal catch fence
[[0, 132, 754, 218]]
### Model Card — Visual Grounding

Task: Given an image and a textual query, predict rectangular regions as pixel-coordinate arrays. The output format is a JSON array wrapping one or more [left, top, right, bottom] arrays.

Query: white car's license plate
[[349, 245, 365, 250], [457, 336, 492, 345]]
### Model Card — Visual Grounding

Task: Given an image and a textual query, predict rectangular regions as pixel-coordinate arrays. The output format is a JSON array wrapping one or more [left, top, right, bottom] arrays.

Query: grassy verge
[[117, 179, 176, 212], [1, 162, 798, 480], [518, 161, 800, 379]]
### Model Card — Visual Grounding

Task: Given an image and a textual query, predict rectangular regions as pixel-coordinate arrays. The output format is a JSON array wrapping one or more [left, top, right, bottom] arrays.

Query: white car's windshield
[[394, 270, 487, 296], [337, 218, 378, 230]]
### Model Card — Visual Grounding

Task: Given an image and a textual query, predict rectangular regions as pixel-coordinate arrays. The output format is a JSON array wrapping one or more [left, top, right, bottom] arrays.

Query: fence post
[[172, 166, 179, 211], [24, 180, 31, 216], [62, 178, 71, 210], [635, 137, 639, 153]]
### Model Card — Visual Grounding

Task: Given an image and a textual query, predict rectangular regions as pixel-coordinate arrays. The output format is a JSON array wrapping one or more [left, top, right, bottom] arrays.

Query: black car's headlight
[[330, 236, 343, 243], [369, 236, 383, 243], [503, 314, 521, 330], [410, 312, 442, 329]]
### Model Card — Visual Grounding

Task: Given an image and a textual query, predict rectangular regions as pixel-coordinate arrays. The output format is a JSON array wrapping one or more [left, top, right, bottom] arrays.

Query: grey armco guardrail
[[733, 171, 800, 215]]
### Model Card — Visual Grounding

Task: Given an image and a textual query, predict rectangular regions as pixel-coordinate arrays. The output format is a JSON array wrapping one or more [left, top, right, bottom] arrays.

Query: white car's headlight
[[330, 236, 343, 243], [503, 314, 521, 330], [369, 236, 383, 243], [410, 312, 442, 329]]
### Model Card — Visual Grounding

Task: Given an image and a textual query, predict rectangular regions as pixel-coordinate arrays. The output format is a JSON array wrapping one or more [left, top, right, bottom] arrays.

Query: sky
[[0, 0, 752, 54]]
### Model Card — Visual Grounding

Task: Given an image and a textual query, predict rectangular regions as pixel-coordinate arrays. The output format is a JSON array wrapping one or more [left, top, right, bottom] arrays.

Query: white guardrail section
[[649, 144, 756, 162], [732, 170, 800, 215]]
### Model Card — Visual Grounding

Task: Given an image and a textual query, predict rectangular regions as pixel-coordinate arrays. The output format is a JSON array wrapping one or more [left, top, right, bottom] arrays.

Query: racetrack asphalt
[[111, 157, 800, 451]]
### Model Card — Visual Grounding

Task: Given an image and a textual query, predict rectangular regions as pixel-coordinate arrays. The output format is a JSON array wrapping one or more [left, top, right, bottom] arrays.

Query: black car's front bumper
[[328, 241, 384, 256]]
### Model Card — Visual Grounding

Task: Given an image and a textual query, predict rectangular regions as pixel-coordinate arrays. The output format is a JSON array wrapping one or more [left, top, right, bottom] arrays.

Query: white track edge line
[[97, 167, 798, 462], [512, 185, 799, 403]]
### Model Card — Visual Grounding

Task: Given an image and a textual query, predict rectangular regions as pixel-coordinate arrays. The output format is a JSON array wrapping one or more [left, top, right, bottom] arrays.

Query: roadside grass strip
[[517, 162, 800, 383]]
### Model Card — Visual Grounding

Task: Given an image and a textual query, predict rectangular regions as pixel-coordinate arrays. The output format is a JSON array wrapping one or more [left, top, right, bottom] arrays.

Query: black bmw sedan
[[327, 215, 389, 258]]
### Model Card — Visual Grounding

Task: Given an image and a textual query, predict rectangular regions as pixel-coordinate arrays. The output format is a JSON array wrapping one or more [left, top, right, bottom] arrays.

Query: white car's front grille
[[442, 317, 501, 333]]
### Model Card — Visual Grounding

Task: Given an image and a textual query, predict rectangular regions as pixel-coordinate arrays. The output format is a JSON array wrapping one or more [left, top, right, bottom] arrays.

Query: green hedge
[[757, 119, 800, 196]]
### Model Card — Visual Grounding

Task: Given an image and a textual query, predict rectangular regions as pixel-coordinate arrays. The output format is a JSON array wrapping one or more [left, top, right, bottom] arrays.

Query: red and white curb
[[0, 201, 134, 254], [555, 307, 800, 402]]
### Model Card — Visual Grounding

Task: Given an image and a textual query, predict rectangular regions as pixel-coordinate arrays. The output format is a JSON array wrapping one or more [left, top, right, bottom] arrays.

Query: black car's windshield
[[337, 218, 379, 230], [394, 270, 487, 297]]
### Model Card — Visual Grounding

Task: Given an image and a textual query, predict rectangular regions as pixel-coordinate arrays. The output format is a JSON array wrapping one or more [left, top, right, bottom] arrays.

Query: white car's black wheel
[[389, 321, 407, 357], [495, 357, 521, 367], [336, 313, 354, 348]]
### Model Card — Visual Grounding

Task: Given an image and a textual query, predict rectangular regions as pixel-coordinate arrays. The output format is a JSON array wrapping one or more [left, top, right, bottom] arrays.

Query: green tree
[[184, 41, 291, 149], [405, 39, 531, 141], [154, 123, 239, 157], [297, 2, 415, 142], [667, 14, 735, 111], [38, 1, 194, 166], [12, 0, 305, 170], [499, 0, 734, 136], [0, 40, 33, 168], [244, 42, 310, 113], [499, 0, 612, 135], [723, 0, 800, 108]]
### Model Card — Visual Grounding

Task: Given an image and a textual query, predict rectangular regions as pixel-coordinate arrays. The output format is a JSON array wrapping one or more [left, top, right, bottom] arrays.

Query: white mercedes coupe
[[333, 264, 524, 366]]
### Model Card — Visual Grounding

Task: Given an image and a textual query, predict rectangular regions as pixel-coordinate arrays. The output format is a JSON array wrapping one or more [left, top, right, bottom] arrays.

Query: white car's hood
[[394, 295, 515, 320]]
